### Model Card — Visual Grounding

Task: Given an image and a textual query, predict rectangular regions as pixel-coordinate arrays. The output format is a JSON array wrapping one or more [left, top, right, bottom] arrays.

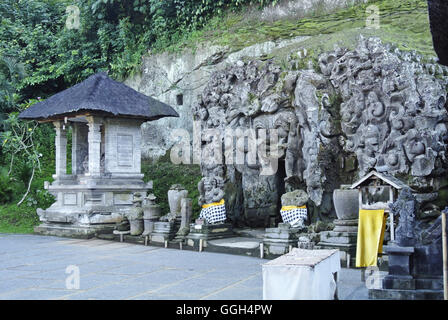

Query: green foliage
[[141, 153, 202, 219], [167, 0, 433, 58], [0, 98, 55, 208], [0, 203, 40, 233], [0, 166, 14, 204]]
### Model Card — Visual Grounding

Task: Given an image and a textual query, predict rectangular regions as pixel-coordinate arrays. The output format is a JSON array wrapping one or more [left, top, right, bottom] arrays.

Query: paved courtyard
[[0, 233, 368, 300]]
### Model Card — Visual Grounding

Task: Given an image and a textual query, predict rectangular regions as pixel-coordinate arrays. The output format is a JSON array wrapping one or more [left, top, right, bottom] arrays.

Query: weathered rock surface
[[125, 37, 310, 160], [193, 36, 448, 227], [281, 190, 309, 207]]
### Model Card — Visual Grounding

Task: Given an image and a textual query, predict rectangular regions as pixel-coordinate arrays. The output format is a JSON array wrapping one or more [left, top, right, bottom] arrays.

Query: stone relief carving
[[322, 36, 448, 178], [195, 36, 448, 227]]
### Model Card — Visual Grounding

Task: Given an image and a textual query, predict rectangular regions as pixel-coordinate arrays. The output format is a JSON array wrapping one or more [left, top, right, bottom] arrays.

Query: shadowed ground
[[0, 233, 368, 300]]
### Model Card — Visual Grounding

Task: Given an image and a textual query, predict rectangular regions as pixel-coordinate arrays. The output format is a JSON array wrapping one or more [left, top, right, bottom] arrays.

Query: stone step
[[233, 228, 266, 239], [319, 231, 358, 244], [206, 237, 262, 258], [369, 288, 444, 300]]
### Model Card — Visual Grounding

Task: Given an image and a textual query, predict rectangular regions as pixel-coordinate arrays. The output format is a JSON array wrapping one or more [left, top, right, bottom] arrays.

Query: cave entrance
[[274, 158, 287, 226]]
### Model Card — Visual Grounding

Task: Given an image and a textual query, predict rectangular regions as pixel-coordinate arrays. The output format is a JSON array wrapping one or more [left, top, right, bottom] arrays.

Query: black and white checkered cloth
[[199, 203, 227, 224], [280, 207, 308, 225]]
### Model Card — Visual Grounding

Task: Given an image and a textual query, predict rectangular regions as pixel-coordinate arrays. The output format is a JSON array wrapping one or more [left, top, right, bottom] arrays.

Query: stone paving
[[0, 233, 368, 300]]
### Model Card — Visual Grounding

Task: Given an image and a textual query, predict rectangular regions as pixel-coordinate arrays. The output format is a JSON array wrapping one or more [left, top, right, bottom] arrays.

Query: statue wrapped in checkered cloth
[[280, 190, 309, 228], [280, 205, 308, 227], [197, 174, 226, 224], [199, 199, 226, 224]]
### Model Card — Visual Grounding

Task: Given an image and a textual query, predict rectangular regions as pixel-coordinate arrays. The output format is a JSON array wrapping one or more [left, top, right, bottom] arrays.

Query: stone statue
[[280, 190, 309, 228], [160, 184, 188, 222], [389, 188, 417, 246], [82, 155, 89, 173], [198, 176, 225, 206], [142, 193, 161, 236], [115, 216, 130, 232], [125, 194, 144, 236], [176, 198, 193, 237]]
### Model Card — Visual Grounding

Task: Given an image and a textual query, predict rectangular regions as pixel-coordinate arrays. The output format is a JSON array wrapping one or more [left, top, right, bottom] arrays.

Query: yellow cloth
[[202, 199, 225, 209], [281, 205, 306, 211], [356, 209, 387, 268]]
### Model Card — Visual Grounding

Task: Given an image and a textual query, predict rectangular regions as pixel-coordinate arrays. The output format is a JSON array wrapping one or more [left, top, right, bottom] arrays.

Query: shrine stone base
[[262, 223, 301, 258], [317, 219, 358, 267], [186, 223, 233, 240], [34, 176, 151, 239], [150, 220, 180, 243], [34, 223, 115, 239], [369, 244, 444, 300], [186, 223, 233, 248], [369, 286, 444, 300]]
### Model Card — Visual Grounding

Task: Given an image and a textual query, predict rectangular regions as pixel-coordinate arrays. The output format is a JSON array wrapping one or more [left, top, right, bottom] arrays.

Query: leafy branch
[[1, 100, 43, 206]]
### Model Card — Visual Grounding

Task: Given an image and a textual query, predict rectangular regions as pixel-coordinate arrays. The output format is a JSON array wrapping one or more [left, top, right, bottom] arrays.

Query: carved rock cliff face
[[195, 37, 448, 227]]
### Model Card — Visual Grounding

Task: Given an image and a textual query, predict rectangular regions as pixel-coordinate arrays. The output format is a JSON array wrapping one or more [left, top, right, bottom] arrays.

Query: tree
[[1, 101, 43, 206]]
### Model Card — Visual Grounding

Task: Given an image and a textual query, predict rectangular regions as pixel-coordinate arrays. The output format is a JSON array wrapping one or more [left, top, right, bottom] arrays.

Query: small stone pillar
[[168, 184, 188, 218], [71, 122, 89, 175], [53, 121, 67, 178], [152, 185, 188, 243], [318, 188, 359, 266], [142, 194, 161, 236], [86, 116, 102, 177], [126, 195, 144, 236], [175, 198, 192, 238]]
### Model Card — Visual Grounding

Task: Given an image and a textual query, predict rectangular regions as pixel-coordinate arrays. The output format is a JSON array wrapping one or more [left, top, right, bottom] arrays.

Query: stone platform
[[34, 223, 115, 239], [369, 288, 444, 300], [317, 219, 358, 267]]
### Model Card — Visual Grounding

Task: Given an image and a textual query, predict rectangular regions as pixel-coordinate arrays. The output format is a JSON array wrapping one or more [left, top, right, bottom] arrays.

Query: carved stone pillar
[[53, 121, 67, 178], [71, 122, 89, 175], [86, 116, 102, 177]]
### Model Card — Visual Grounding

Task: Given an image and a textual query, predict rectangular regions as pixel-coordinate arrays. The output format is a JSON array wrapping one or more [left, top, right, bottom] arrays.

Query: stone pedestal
[[150, 218, 181, 243], [174, 198, 193, 242], [368, 244, 445, 299], [186, 222, 233, 248], [333, 219, 359, 232], [187, 223, 233, 241], [382, 245, 415, 290], [142, 197, 161, 237], [262, 223, 300, 257], [129, 219, 144, 236], [318, 219, 358, 266]]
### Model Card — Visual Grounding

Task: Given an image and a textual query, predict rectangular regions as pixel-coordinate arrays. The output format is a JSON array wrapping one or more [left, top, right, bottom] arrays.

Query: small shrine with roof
[[19, 72, 178, 237]]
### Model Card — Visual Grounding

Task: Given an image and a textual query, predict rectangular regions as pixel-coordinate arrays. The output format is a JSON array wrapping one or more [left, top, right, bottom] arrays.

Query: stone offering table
[[151, 221, 178, 244], [382, 245, 415, 290], [262, 248, 340, 300], [186, 222, 234, 250], [262, 223, 301, 258]]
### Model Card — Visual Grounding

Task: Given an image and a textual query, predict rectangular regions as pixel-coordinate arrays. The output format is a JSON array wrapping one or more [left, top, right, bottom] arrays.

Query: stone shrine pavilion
[[19, 72, 179, 237]]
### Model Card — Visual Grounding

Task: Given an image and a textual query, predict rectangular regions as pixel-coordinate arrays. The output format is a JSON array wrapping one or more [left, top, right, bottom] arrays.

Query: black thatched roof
[[19, 72, 179, 121], [427, 0, 448, 66]]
